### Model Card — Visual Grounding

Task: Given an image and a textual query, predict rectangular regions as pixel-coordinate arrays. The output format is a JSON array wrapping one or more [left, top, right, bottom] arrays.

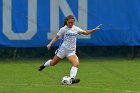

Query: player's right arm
[[47, 35, 60, 50], [47, 27, 65, 50]]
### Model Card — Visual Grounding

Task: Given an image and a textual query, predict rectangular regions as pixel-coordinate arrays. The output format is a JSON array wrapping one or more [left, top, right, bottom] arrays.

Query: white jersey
[[57, 25, 85, 50]]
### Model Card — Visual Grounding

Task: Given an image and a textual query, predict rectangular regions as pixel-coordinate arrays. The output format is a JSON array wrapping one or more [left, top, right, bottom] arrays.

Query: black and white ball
[[61, 76, 72, 85]]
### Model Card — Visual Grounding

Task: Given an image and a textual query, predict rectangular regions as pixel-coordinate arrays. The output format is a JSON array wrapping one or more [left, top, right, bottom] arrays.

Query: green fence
[[0, 46, 140, 59]]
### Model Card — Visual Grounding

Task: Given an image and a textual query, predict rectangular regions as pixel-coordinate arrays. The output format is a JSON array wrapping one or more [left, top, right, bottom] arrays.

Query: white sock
[[44, 59, 52, 67], [70, 66, 78, 79]]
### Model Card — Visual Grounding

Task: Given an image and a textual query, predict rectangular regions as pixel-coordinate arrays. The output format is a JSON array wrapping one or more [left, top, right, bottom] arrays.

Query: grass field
[[0, 58, 140, 93]]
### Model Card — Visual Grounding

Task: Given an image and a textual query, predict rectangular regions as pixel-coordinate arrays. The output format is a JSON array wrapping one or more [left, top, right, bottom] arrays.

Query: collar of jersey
[[64, 25, 76, 29]]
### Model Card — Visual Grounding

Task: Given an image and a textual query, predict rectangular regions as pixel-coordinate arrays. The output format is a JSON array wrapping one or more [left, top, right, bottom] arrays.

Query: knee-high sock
[[70, 66, 78, 79], [44, 59, 52, 67]]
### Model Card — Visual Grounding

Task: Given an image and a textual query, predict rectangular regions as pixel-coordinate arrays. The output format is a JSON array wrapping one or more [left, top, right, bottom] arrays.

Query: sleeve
[[76, 27, 86, 34], [57, 28, 65, 36]]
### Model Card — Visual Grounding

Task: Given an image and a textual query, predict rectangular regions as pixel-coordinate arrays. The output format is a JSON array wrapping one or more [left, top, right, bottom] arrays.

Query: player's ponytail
[[62, 18, 67, 27], [62, 15, 75, 27]]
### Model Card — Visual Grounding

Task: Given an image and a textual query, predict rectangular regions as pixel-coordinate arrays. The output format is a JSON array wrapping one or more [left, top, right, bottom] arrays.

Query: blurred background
[[0, 0, 140, 59]]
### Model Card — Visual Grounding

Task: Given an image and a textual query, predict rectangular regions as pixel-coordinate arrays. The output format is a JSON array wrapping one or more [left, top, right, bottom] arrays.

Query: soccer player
[[38, 15, 102, 84]]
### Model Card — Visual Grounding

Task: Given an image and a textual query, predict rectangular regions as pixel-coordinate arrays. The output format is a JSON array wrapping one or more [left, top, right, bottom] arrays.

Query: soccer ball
[[61, 76, 72, 85]]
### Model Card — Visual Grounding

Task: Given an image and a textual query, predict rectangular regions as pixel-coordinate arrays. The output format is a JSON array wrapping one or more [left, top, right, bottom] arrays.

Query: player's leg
[[67, 54, 79, 78], [38, 55, 61, 71], [45, 55, 61, 66], [67, 54, 80, 84], [67, 54, 79, 67], [38, 47, 65, 71]]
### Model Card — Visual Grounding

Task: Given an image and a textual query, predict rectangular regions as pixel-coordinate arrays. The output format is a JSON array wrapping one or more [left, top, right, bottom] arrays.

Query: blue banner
[[0, 0, 140, 47]]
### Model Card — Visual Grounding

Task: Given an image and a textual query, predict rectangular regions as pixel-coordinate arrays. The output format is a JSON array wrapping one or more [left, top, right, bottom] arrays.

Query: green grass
[[0, 58, 140, 93]]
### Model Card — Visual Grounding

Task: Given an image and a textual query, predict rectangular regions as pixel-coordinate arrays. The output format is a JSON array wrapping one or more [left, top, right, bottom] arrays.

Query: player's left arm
[[82, 24, 102, 35]]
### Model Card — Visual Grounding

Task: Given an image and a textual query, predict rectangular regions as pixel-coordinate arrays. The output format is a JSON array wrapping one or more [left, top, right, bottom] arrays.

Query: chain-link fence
[[0, 46, 140, 59]]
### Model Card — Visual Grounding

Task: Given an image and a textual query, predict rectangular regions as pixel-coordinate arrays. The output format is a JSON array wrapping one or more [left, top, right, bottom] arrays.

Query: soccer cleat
[[71, 78, 80, 84], [38, 64, 45, 71]]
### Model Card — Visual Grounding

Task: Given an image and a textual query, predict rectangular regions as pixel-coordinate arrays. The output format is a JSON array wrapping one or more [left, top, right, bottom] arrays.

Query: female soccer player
[[38, 15, 102, 84]]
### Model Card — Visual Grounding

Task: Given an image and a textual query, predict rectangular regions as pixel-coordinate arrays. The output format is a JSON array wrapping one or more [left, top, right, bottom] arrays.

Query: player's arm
[[82, 24, 102, 35], [47, 35, 60, 50], [47, 27, 64, 50]]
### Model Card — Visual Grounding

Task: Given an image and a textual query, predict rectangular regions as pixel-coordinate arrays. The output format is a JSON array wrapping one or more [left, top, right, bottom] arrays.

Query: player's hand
[[94, 24, 102, 31], [47, 44, 51, 50]]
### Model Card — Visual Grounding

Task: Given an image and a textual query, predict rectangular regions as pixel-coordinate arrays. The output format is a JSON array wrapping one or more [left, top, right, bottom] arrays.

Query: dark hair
[[62, 15, 75, 27]]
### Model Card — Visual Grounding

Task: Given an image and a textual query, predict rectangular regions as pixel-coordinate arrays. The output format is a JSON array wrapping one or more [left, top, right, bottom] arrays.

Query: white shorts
[[55, 46, 76, 59]]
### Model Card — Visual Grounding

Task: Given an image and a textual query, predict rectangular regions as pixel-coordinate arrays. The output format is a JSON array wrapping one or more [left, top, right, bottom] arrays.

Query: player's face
[[67, 19, 75, 28]]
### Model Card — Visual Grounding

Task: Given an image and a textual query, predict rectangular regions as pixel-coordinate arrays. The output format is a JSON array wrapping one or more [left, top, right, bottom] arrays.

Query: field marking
[[0, 83, 140, 93]]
